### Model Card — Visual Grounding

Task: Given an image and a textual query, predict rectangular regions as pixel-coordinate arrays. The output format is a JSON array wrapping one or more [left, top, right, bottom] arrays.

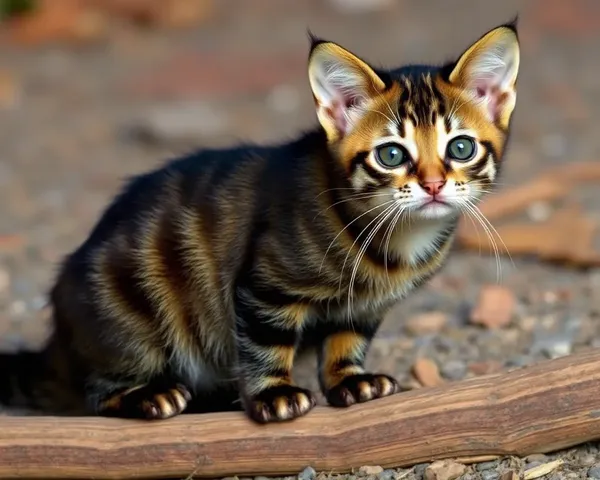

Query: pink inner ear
[[474, 81, 503, 122], [329, 90, 362, 136], [328, 98, 348, 135]]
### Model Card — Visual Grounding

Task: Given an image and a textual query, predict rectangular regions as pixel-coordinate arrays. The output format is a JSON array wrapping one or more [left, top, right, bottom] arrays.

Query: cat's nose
[[420, 179, 446, 196]]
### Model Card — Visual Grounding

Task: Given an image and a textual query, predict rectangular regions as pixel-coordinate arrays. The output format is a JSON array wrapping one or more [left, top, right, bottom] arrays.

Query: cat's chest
[[348, 219, 455, 302], [390, 219, 454, 265]]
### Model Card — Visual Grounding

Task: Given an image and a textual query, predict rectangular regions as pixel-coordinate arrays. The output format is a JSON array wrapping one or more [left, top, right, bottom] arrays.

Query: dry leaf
[[523, 458, 564, 479]]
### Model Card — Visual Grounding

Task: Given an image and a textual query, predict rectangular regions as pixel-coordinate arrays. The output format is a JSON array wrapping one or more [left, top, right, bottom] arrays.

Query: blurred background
[[1, 0, 600, 409]]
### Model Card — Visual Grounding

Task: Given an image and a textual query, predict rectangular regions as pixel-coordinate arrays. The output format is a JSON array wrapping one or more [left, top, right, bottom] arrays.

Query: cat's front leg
[[317, 320, 400, 407], [234, 286, 316, 424]]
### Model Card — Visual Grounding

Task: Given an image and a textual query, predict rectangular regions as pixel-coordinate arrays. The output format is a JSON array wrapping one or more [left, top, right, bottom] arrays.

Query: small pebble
[[505, 355, 535, 368], [414, 463, 430, 478], [359, 466, 383, 476], [378, 469, 396, 480], [476, 461, 499, 471], [579, 453, 596, 467], [441, 360, 467, 381], [481, 471, 500, 480], [412, 358, 444, 387], [531, 334, 573, 359], [405, 311, 448, 335], [524, 461, 542, 470], [0, 269, 10, 293], [298, 466, 316, 480], [470, 285, 516, 329], [425, 460, 466, 480], [525, 454, 548, 463], [588, 464, 600, 479]]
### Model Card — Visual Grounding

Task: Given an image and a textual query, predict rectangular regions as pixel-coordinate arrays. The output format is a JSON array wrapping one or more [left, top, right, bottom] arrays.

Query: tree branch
[[1, 349, 600, 479]]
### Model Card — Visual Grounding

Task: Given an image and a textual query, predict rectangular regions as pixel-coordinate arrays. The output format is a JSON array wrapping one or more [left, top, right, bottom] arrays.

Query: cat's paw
[[100, 383, 192, 420], [244, 384, 317, 424], [325, 373, 399, 407]]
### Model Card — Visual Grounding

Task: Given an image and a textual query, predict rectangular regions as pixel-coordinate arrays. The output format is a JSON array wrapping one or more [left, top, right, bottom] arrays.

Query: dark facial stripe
[[465, 140, 496, 179], [481, 140, 497, 161], [348, 151, 369, 175], [361, 161, 392, 184], [349, 151, 392, 185], [443, 115, 452, 134]]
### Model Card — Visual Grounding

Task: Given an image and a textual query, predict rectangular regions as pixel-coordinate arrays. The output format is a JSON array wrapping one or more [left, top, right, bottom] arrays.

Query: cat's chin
[[413, 201, 456, 220]]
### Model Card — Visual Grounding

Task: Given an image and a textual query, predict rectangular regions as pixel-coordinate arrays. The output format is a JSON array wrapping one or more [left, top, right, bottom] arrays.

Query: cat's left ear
[[447, 22, 520, 126], [308, 40, 386, 141]]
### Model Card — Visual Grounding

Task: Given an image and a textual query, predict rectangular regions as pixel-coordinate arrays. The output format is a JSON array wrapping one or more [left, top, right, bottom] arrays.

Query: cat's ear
[[308, 39, 386, 141], [446, 22, 520, 126]]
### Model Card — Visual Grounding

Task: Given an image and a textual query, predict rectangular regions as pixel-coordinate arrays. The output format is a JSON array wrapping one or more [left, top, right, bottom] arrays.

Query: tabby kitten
[[0, 21, 519, 423]]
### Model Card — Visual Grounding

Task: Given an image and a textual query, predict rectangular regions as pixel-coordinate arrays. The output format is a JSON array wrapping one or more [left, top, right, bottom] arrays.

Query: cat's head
[[308, 21, 520, 221]]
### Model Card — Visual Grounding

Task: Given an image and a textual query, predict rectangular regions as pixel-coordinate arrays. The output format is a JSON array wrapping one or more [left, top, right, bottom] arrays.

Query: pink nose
[[420, 179, 446, 196]]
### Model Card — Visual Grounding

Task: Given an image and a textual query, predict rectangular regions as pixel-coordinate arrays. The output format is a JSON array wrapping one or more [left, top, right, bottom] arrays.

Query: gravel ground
[[2, 0, 600, 479]]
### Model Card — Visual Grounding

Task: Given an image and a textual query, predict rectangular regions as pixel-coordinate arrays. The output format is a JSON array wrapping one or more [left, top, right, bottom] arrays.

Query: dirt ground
[[2, 0, 600, 479]]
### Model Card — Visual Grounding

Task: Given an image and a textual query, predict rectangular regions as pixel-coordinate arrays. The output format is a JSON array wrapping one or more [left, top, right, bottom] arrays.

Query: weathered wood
[[1, 349, 600, 479]]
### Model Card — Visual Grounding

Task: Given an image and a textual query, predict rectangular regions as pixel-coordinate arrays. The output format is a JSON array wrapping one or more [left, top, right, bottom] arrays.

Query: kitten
[[0, 21, 519, 423]]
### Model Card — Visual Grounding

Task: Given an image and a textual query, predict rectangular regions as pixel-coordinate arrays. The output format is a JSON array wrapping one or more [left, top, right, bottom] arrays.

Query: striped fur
[[0, 21, 520, 423]]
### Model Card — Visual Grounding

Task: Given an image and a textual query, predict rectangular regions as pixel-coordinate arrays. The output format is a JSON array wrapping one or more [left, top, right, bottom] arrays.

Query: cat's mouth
[[419, 197, 450, 208], [414, 198, 455, 218]]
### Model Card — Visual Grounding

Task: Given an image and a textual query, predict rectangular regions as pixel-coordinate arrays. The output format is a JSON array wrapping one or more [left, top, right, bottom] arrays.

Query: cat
[[0, 20, 520, 424]]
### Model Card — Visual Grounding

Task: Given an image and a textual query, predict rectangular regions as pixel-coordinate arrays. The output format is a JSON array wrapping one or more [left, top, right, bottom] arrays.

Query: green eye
[[447, 136, 476, 161], [375, 143, 408, 168]]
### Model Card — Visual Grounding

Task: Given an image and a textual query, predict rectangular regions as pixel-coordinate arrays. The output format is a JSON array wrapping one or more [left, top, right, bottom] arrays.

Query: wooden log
[[1, 349, 600, 479]]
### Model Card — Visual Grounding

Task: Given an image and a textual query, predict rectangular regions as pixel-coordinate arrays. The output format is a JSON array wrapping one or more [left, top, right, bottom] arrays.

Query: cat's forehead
[[395, 73, 448, 129]]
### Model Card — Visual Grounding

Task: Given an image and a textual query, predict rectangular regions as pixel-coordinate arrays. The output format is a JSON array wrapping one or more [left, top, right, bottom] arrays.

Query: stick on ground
[[1, 349, 600, 479]]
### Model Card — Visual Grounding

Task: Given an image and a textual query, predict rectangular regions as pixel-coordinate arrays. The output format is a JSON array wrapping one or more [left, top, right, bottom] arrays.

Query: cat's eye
[[447, 136, 476, 161], [375, 143, 409, 169]]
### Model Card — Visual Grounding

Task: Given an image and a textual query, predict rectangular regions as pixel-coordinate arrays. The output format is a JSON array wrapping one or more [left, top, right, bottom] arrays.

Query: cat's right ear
[[308, 40, 386, 142]]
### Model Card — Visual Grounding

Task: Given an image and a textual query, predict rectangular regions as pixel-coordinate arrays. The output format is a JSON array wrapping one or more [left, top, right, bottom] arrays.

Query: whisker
[[381, 204, 407, 283], [313, 192, 391, 221], [316, 187, 369, 198], [338, 201, 398, 294], [457, 200, 502, 281], [347, 202, 399, 319], [319, 200, 395, 275], [466, 199, 515, 269], [458, 198, 515, 282]]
